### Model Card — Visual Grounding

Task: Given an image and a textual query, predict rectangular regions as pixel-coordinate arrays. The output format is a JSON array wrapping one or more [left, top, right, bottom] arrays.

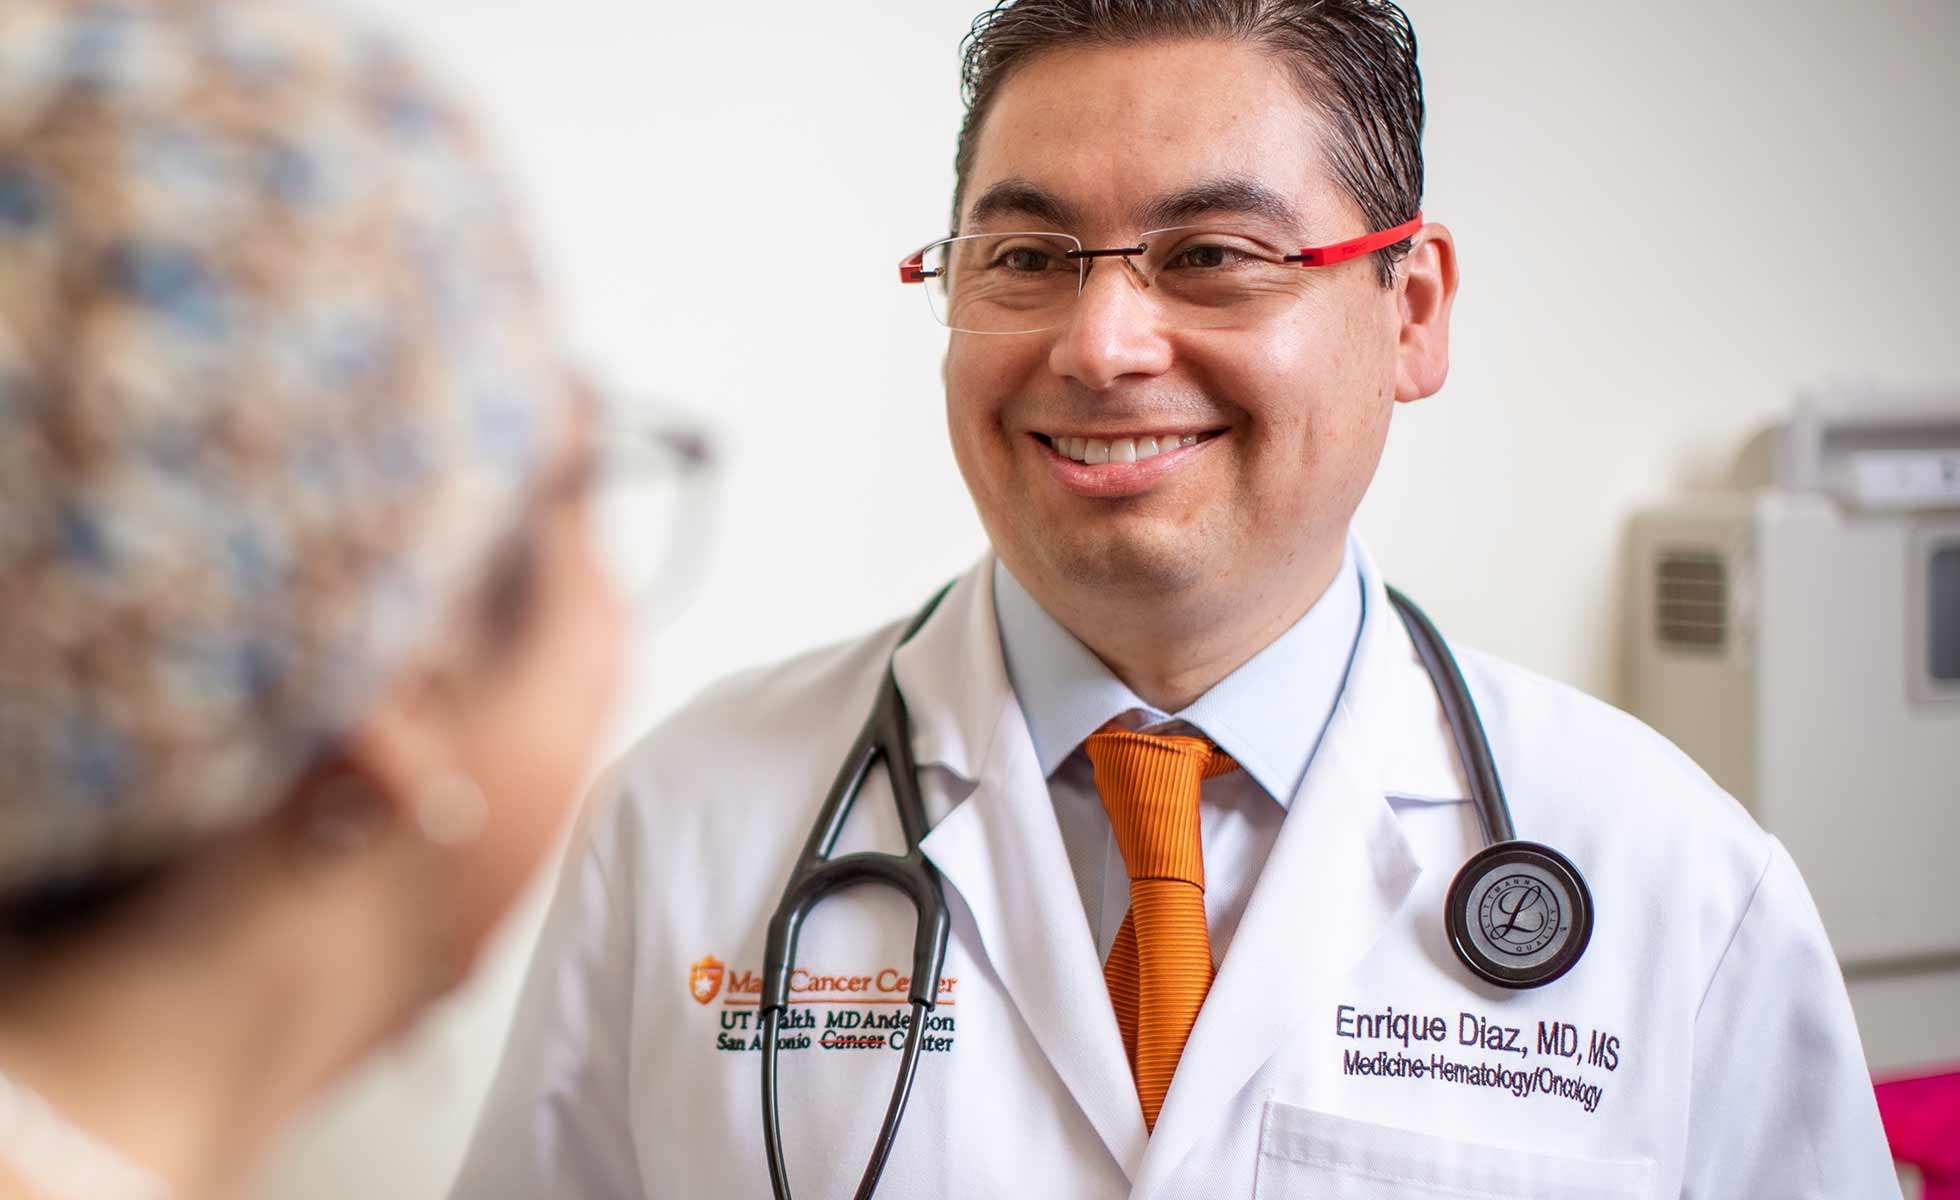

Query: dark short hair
[[952, 0, 1425, 285]]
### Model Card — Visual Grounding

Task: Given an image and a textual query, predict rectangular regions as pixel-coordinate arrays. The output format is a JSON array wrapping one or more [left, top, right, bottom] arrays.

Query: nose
[[1046, 257, 1173, 392]]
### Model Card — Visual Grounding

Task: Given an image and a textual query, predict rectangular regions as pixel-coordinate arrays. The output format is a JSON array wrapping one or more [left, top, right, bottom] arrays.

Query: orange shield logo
[[688, 954, 725, 1005]]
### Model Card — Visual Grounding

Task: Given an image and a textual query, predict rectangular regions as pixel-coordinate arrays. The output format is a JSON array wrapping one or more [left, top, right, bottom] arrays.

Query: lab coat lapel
[[898, 561, 1149, 1183], [1131, 552, 1424, 1196], [891, 564, 999, 786]]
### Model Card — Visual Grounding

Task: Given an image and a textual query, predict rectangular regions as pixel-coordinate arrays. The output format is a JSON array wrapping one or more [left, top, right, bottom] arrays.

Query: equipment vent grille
[[1655, 549, 1728, 652]]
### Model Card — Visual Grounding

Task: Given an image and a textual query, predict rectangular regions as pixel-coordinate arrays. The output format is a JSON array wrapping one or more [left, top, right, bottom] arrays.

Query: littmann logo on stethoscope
[[1478, 875, 1560, 956], [1446, 843, 1593, 989]]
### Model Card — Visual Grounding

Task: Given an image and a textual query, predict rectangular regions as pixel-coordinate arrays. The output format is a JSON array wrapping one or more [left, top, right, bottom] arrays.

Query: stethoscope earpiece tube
[[760, 586, 954, 1200], [759, 1007, 791, 1197], [852, 1002, 934, 1199], [1387, 587, 1593, 990], [1386, 586, 1515, 845]]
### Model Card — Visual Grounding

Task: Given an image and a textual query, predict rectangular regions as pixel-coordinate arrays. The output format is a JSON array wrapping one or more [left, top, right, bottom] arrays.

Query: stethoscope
[[759, 583, 1593, 1199]]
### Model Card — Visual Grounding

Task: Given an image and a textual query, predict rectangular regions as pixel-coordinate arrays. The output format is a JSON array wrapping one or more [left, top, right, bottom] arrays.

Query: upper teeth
[[1054, 434, 1200, 464]]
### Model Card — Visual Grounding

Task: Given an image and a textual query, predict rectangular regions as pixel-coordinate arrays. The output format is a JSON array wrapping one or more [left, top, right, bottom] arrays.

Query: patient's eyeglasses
[[592, 394, 718, 629], [898, 214, 1421, 335]]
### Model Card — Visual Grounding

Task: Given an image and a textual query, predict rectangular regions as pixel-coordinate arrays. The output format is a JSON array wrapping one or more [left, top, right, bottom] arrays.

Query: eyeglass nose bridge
[[1066, 242, 1154, 292]]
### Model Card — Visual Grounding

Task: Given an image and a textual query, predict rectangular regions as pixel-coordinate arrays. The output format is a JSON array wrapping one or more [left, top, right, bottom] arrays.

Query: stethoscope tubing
[[760, 588, 953, 1200], [761, 998, 935, 1200], [1385, 585, 1517, 845]]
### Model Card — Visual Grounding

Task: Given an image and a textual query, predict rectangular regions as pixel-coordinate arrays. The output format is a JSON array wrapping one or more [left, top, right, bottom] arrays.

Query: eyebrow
[[1139, 177, 1303, 233], [965, 179, 1081, 231], [963, 175, 1305, 238]]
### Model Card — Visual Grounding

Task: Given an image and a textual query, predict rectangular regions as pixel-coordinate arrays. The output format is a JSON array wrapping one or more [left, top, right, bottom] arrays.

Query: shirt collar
[[992, 542, 1365, 808]]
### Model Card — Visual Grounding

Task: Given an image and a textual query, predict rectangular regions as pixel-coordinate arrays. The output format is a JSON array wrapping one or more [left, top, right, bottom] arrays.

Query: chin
[[1032, 524, 1211, 601]]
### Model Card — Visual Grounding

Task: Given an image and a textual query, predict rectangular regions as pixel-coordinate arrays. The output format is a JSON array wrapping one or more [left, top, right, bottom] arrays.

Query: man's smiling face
[[945, 38, 1425, 612]]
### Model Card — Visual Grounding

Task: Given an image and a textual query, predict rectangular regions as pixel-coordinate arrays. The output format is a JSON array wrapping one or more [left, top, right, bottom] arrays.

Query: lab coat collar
[[1357, 553, 1475, 808], [890, 563, 1003, 784]]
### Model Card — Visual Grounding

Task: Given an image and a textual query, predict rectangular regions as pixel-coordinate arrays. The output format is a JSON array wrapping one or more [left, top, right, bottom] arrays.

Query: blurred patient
[[0, 1, 625, 1196]]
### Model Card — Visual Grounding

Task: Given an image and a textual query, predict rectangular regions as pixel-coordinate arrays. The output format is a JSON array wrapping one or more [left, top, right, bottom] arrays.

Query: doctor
[[453, 1, 1896, 1195]]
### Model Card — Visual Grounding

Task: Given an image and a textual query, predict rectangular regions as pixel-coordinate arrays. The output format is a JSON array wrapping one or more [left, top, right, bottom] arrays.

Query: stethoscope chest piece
[[1445, 840, 1593, 990]]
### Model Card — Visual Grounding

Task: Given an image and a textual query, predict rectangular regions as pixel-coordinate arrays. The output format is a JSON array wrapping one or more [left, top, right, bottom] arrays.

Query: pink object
[[1875, 1066, 1960, 1199]]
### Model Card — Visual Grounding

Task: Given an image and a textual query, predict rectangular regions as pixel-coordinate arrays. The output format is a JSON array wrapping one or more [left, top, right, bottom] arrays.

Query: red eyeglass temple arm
[[899, 248, 935, 284], [1286, 213, 1424, 266]]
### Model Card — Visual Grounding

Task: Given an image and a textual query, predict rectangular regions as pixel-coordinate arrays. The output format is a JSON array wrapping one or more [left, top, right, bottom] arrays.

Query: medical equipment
[[1628, 388, 1960, 1069], [758, 585, 1592, 1199]]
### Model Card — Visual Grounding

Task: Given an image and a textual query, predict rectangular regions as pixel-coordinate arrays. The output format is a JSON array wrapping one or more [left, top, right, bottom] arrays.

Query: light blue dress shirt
[[992, 542, 1366, 960]]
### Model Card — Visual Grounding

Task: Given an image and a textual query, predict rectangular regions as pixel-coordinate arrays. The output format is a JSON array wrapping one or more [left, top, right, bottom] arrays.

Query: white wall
[[251, 1, 1960, 1195]]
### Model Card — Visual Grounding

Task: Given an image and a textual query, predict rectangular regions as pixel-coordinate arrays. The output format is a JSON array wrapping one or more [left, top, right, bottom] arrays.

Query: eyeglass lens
[[921, 226, 1310, 335], [592, 410, 718, 628]]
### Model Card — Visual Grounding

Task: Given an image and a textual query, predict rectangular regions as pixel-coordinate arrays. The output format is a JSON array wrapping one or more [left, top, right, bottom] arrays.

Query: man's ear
[[1393, 223, 1458, 404]]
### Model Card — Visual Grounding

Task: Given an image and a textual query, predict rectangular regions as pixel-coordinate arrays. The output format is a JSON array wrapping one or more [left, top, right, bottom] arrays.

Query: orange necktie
[[1084, 723, 1237, 1132]]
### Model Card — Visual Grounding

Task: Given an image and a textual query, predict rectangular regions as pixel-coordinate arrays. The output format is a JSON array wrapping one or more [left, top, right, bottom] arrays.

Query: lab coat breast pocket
[[1253, 1101, 1656, 1199]]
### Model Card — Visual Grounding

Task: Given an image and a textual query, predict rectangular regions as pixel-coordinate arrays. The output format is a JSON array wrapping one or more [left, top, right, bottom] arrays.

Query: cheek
[[1261, 289, 1397, 415], [943, 340, 1029, 499], [460, 522, 627, 941], [943, 346, 989, 442], [944, 336, 1043, 433], [1212, 298, 1397, 512], [1258, 289, 1395, 388]]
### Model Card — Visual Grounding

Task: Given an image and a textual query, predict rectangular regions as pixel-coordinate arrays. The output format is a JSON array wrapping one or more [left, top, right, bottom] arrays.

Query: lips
[[1036, 429, 1224, 464], [1030, 428, 1225, 498]]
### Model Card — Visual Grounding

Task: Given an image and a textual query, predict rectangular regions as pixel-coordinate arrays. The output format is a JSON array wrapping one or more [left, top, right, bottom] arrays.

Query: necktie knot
[[1083, 724, 1236, 890]]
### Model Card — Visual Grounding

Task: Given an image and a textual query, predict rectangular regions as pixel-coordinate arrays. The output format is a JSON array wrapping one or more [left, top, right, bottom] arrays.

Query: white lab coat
[[452, 548, 1897, 1198]]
